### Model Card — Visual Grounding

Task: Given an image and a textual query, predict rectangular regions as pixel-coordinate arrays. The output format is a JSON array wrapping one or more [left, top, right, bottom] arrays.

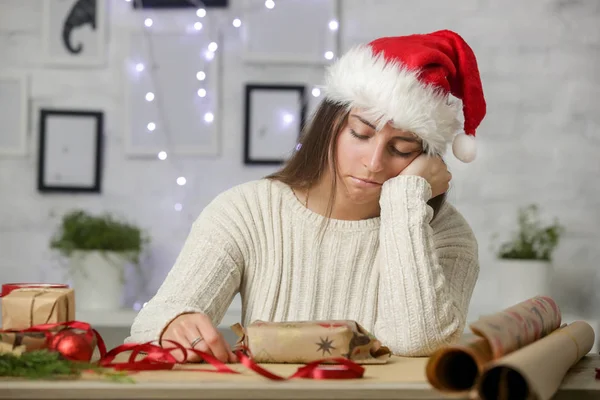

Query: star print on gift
[[316, 337, 336, 356]]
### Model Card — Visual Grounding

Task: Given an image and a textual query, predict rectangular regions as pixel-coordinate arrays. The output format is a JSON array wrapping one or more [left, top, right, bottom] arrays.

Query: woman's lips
[[350, 176, 382, 188]]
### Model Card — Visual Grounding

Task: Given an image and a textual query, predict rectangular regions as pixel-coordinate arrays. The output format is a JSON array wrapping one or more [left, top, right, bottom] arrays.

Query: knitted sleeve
[[125, 189, 247, 344], [373, 175, 479, 356]]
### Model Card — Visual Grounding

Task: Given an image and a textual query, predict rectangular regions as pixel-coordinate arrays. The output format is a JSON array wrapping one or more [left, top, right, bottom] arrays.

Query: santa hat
[[324, 30, 486, 163]]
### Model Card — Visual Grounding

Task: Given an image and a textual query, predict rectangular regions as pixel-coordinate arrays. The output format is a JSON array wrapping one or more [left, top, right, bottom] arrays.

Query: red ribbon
[[98, 340, 239, 374], [1, 321, 365, 380], [235, 346, 365, 380]]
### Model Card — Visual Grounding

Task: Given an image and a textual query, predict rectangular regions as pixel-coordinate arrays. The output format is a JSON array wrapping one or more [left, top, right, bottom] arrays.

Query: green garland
[[0, 350, 133, 382]]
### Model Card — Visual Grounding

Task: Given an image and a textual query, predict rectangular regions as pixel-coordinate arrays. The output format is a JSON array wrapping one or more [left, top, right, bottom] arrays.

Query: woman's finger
[[196, 317, 231, 363]]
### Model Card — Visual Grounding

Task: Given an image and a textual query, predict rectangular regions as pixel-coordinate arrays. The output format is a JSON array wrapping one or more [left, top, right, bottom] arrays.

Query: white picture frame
[[123, 31, 221, 157], [241, 0, 340, 65], [0, 72, 29, 156], [42, 0, 108, 67], [37, 109, 104, 193]]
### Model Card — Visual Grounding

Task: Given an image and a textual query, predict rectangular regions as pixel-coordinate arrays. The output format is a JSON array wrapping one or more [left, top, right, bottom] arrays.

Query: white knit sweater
[[126, 175, 479, 356]]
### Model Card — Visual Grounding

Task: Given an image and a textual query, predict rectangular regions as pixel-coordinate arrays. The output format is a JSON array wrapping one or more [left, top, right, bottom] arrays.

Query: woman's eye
[[390, 147, 412, 158], [349, 129, 370, 140]]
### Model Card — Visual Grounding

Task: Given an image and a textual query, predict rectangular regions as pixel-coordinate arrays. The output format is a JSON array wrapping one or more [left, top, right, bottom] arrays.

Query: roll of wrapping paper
[[477, 320, 595, 400], [426, 296, 562, 392]]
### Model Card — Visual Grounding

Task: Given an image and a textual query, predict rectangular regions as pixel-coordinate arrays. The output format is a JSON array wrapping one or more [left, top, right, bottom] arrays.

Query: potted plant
[[50, 210, 150, 311], [493, 204, 564, 308]]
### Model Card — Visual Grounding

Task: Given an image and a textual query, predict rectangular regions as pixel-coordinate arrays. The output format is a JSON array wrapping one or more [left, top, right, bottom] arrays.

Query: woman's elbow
[[388, 319, 465, 357]]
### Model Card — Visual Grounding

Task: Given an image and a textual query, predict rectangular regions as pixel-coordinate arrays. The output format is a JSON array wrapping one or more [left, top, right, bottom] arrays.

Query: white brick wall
[[0, 0, 598, 321]]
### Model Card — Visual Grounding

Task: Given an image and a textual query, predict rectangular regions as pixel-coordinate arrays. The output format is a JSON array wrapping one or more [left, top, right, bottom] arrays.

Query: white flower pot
[[496, 259, 552, 309], [68, 250, 127, 311]]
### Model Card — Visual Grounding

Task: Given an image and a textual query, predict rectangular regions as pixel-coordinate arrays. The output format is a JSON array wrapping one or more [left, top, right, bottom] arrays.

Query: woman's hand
[[160, 312, 238, 363], [400, 154, 451, 199]]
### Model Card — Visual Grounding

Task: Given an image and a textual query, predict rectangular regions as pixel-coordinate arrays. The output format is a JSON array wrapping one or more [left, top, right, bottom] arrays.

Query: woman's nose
[[367, 147, 385, 173]]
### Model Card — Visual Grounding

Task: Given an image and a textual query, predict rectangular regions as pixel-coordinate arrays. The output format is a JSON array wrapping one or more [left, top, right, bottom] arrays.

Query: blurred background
[[0, 0, 598, 348]]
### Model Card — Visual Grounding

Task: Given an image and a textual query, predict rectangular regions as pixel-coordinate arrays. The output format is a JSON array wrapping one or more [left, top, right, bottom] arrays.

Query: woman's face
[[334, 109, 423, 204]]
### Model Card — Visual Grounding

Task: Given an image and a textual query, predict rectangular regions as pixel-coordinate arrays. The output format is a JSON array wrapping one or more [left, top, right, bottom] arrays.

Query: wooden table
[[1, 353, 599, 400]]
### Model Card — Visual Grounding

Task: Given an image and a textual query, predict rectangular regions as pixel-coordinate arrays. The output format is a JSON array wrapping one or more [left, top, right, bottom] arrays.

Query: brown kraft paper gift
[[232, 320, 391, 364], [1, 288, 75, 331]]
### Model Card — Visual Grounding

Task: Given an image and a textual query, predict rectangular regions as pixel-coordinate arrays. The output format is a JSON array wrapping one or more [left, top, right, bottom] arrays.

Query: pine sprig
[[0, 350, 133, 383]]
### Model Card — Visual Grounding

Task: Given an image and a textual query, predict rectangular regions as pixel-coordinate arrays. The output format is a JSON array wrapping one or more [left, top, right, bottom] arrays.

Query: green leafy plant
[[496, 204, 564, 261], [50, 210, 149, 266], [0, 350, 133, 382]]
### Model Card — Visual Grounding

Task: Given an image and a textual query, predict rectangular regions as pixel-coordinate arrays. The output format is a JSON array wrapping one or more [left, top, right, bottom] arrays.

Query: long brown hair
[[267, 100, 447, 221]]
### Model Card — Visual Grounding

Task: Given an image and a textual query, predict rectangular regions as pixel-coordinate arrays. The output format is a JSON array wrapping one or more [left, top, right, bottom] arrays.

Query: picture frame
[[132, 0, 228, 8], [42, 0, 107, 67], [38, 109, 104, 193], [241, 0, 339, 65], [244, 84, 306, 165], [0, 72, 29, 156], [123, 31, 221, 157]]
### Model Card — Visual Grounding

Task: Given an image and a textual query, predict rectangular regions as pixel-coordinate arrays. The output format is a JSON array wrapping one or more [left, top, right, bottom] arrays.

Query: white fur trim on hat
[[323, 45, 462, 156]]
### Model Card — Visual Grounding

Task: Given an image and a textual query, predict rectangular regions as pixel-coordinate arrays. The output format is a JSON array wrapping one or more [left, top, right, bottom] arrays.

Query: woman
[[126, 29, 487, 363]]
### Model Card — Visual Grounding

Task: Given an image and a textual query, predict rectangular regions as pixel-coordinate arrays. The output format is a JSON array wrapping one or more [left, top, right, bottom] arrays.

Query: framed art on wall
[[241, 0, 339, 65], [244, 84, 306, 165], [124, 31, 221, 157], [42, 0, 107, 66], [0, 72, 28, 156], [132, 0, 228, 8], [38, 109, 103, 193]]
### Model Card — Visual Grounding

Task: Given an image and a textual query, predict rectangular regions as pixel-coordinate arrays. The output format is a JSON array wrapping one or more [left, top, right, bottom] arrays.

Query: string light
[[130, 0, 340, 214]]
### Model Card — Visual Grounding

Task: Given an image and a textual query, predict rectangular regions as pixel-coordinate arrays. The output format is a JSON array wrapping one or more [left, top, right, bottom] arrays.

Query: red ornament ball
[[49, 330, 95, 362]]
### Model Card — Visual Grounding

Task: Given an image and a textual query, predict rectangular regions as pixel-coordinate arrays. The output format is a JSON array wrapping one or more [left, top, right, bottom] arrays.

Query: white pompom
[[452, 133, 477, 163]]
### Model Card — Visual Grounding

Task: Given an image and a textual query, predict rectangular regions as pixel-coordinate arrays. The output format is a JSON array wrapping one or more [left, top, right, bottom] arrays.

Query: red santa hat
[[324, 30, 486, 163]]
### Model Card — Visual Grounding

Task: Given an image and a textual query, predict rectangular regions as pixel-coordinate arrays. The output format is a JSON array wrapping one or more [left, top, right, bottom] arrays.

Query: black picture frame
[[38, 109, 104, 193], [132, 0, 228, 9], [244, 84, 306, 165]]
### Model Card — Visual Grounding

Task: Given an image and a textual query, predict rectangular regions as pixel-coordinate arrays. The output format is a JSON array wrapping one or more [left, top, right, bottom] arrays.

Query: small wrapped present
[[0, 331, 47, 352], [232, 320, 391, 364], [1, 288, 75, 330]]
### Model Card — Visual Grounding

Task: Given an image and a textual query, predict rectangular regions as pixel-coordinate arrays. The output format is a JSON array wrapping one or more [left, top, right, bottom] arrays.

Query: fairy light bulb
[[196, 8, 206, 17], [312, 88, 321, 97], [177, 177, 186, 186], [324, 51, 334, 60], [233, 18, 242, 28], [208, 42, 218, 52], [265, 0, 275, 9], [145, 92, 154, 101], [147, 122, 156, 131], [328, 20, 339, 30], [144, 18, 153, 27], [158, 151, 167, 160], [196, 71, 206, 81], [197, 88, 207, 97]]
